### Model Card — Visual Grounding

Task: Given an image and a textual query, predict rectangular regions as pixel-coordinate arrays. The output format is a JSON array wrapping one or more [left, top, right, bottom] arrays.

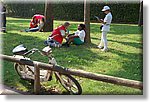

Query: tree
[[138, 1, 143, 26], [84, 0, 91, 43], [43, 0, 53, 32]]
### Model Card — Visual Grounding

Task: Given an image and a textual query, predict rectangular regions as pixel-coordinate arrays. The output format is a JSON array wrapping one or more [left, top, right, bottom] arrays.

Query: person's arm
[[60, 30, 67, 38], [67, 33, 75, 37], [98, 19, 106, 24], [68, 34, 79, 39], [30, 21, 38, 28], [102, 14, 111, 25], [95, 16, 106, 24], [51, 34, 59, 38], [96, 18, 106, 24], [38, 23, 44, 32]]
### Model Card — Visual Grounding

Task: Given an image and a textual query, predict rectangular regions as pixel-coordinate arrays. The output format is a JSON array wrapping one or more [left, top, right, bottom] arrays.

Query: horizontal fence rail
[[0, 54, 143, 93]]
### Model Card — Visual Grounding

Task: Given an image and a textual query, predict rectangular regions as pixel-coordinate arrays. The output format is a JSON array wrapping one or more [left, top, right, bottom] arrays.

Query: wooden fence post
[[34, 62, 40, 94]]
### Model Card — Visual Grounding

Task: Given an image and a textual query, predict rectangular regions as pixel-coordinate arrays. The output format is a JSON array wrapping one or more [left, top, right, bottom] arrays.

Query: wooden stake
[[34, 62, 40, 94]]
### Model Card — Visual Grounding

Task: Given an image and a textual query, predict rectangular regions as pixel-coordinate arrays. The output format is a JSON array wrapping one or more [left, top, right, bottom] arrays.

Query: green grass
[[1, 17, 143, 94]]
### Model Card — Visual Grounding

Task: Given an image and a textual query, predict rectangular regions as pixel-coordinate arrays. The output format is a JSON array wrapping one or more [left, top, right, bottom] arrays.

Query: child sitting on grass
[[29, 14, 45, 29], [25, 17, 45, 32], [20, 17, 45, 32], [64, 24, 86, 47]]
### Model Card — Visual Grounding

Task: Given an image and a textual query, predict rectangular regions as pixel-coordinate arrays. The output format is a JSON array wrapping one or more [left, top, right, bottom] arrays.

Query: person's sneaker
[[101, 48, 108, 52], [97, 46, 103, 49]]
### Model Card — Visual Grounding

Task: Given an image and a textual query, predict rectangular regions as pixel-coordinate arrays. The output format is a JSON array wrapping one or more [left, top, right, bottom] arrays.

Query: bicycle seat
[[12, 44, 28, 55], [41, 46, 52, 56]]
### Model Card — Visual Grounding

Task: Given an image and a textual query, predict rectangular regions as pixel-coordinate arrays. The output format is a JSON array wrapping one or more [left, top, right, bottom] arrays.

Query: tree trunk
[[84, 0, 91, 43], [43, 0, 53, 32], [138, 1, 143, 26]]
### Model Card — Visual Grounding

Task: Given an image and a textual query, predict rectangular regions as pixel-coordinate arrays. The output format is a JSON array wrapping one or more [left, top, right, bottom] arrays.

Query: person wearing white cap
[[97, 6, 112, 51]]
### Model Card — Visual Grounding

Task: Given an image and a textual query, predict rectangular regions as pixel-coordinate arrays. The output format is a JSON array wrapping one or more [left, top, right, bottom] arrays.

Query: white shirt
[[75, 30, 86, 42], [104, 12, 112, 25], [101, 12, 112, 32]]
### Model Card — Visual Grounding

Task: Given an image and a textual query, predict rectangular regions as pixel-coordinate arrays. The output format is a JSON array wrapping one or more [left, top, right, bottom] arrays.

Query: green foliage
[[6, 3, 45, 18], [6, 2, 140, 23], [53, 3, 84, 21]]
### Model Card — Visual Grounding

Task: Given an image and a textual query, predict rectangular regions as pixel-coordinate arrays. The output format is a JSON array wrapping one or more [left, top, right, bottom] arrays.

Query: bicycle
[[12, 44, 82, 95]]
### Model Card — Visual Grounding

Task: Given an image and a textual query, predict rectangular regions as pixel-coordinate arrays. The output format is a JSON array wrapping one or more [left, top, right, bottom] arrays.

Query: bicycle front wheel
[[55, 73, 82, 95]]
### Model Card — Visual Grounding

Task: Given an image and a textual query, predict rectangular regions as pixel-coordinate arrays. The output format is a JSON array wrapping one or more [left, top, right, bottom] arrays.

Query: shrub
[[6, 2, 140, 24]]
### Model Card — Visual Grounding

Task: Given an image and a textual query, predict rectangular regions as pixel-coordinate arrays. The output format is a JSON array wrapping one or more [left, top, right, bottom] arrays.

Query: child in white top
[[74, 30, 85, 42], [64, 24, 86, 47], [97, 6, 112, 51]]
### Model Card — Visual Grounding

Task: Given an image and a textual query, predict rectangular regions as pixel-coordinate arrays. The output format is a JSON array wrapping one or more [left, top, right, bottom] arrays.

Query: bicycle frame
[[12, 45, 82, 94], [13, 45, 56, 82]]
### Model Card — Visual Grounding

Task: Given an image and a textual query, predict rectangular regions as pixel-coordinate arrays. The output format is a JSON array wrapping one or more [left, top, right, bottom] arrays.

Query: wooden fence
[[0, 54, 143, 94]]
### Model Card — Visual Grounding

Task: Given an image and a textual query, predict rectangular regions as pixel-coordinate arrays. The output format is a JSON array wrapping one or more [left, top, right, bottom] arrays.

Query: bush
[[6, 2, 140, 24], [6, 3, 45, 18]]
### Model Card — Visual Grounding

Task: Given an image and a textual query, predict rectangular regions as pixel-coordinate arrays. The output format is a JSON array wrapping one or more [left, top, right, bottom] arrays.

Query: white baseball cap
[[102, 6, 110, 11]]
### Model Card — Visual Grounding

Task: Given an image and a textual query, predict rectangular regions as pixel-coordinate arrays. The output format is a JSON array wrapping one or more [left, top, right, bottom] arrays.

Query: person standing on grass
[[0, 2, 6, 33], [97, 6, 112, 52]]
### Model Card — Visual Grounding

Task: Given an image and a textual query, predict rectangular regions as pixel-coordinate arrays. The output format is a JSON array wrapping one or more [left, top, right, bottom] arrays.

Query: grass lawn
[[1, 17, 143, 95]]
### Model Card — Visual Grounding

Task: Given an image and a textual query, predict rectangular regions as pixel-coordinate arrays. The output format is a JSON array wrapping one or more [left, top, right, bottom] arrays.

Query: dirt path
[[0, 84, 30, 95]]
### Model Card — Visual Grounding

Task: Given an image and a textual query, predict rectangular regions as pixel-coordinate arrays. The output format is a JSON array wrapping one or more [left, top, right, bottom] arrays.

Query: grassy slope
[[2, 17, 143, 94]]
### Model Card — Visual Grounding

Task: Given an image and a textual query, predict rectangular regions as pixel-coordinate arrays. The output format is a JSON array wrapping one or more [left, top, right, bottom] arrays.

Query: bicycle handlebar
[[23, 48, 40, 56], [23, 47, 51, 57]]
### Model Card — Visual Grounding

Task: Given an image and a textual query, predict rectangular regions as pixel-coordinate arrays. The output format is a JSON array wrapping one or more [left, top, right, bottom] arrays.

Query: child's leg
[[102, 31, 108, 49], [73, 38, 84, 45], [25, 27, 39, 32], [67, 38, 74, 45], [47, 41, 61, 47], [67, 33, 75, 37], [29, 27, 39, 32], [98, 32, 104, 48]]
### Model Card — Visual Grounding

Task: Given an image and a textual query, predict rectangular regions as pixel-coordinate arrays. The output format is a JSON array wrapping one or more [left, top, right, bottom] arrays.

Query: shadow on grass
[[2, 31, 107, 94], [109, 39, 143, 49], [3, 18, 142, 94], [108, 48, 143, 81]]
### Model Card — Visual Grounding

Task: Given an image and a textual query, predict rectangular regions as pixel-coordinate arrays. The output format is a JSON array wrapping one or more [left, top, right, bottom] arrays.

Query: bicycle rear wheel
[[55, 73, 82, 95]]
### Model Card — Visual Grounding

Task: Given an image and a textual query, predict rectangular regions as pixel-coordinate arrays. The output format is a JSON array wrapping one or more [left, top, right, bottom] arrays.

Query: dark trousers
[[1, 14, 6, 32]]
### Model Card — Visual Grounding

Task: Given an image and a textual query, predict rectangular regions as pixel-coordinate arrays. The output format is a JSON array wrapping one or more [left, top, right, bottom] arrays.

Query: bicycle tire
[[14, 63, 26, 77], [14, 63, 34, 83], [55, 73, 82, 95]]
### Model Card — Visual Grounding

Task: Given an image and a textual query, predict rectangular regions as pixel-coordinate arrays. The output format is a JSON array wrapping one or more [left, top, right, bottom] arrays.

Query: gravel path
[[0, 84, 30, 95]]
